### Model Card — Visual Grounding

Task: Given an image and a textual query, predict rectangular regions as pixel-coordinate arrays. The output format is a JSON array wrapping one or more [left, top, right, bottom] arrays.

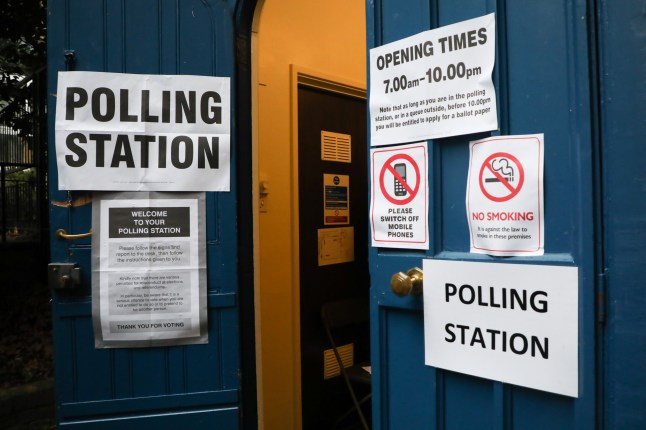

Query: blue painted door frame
[[47, 0, 257, 428], [366, 1, 599, 429], [597, 1, 646, 428]]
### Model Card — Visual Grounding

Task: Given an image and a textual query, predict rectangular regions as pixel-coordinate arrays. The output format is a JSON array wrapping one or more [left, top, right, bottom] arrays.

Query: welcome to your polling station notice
[[91, 192, 207, 348], [370, 13, 497, 146]]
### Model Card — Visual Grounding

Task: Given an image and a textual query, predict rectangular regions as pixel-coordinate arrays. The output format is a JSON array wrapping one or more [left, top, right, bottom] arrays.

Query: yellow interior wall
[[253, 1, 366, 429]]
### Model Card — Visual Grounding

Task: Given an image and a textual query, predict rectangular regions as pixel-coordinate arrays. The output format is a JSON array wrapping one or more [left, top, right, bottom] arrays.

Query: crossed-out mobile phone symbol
[[379, 153, 420, 205]]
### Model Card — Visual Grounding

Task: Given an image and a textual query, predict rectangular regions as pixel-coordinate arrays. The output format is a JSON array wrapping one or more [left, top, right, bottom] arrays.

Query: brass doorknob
[[390, 267, 423, 297]]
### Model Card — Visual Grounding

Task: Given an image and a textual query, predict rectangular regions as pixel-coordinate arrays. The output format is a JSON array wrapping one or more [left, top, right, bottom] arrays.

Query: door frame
[[250, 59, 366, 427], [234, 1, 259, 428], [290, 66, 367, 427]]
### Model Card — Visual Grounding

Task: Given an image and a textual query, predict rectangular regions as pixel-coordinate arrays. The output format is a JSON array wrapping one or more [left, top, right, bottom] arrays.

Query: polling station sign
[[369, 13, 497, 146], [423, 259, 579, 397], [55, 71, 230, 191], [370, 143, 428, 249], [466, 134, 544, 256]]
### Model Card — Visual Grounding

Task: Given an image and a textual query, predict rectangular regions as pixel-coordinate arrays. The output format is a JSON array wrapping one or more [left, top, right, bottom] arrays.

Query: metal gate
[[0, 71, 47, 245]]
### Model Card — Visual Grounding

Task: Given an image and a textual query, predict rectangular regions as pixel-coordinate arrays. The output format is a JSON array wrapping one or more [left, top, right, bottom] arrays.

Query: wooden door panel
[[367, 1, 597, 429], [48, 0, 241, 427]]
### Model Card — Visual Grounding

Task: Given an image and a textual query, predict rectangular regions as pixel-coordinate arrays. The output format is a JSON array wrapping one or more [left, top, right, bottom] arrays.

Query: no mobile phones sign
[[370, 142, 428, 250]]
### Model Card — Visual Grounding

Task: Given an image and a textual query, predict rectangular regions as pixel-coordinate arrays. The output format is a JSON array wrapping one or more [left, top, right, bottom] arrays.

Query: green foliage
[[0, 0, 46, 104], [7, 167, 36, 184]]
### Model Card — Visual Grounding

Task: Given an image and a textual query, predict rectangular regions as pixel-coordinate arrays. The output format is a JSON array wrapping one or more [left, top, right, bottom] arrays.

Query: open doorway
[[252, 1, 367, 428], [297, 82, 369, 429]]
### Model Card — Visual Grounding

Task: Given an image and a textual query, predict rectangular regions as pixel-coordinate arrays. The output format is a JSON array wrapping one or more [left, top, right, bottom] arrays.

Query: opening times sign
[[92, 192, 207, 348], [369, 13, 498, 146]]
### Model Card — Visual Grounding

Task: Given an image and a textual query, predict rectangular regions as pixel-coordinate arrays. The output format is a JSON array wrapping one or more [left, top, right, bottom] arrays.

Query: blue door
[[48, 1, 244, 427], [367, 2, 598, 428]]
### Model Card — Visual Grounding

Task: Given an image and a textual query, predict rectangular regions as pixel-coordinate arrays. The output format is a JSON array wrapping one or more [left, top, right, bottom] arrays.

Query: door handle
[[56, 228, 92, 240], [390, 267, 423, 297]]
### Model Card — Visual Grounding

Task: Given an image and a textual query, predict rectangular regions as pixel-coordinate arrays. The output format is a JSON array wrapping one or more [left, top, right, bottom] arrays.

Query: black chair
[[321, 298, 372, 430]]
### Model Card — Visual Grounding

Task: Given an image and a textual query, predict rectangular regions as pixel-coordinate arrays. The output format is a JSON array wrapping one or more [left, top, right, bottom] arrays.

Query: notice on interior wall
[[55, 71, 230, 191], [92, 192, 207, 348], [318, 227, 354, 266], [369, 13, 497, 146], [466, 134, 544, 256], [323, 173, 350, 225]]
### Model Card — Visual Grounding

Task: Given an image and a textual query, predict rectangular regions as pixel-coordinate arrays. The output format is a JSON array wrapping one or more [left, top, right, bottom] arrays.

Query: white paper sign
[[370, 142, 428, 249], [369, 13, 497, 146], [466, 134, 544, 256], [55, 71, 230, 191], [423, 259, 579, 397], [92, 192, 207, 348]]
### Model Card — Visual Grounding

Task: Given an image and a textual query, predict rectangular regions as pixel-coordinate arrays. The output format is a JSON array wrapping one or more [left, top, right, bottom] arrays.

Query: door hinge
[[597, 271, 607, 325]]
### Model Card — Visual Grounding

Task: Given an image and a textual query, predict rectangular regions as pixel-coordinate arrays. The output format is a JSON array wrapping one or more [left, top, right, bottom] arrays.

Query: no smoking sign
[[371, 142, 428, 250], [479, 152, 525, 202], [466, 135, 544, 256]]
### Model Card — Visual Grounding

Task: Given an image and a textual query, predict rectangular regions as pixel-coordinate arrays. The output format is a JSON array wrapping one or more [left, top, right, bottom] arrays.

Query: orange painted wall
[[253, 1, 366, 428]]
